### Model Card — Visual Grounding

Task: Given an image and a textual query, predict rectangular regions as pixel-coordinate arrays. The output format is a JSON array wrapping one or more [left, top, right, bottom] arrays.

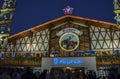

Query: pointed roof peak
[[8, 15, 118, 40]]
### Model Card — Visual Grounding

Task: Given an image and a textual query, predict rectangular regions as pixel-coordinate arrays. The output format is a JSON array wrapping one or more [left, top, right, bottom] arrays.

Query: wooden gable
[[8, 15, 118, 42]]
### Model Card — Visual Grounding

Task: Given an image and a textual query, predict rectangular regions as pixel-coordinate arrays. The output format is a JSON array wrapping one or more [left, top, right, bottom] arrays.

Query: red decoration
[[63, 6, 74, 15]]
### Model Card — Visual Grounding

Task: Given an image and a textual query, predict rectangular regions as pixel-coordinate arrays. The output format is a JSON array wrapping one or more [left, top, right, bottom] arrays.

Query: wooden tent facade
[[7, 15, 119, 53], [0, 15, 120, 67]]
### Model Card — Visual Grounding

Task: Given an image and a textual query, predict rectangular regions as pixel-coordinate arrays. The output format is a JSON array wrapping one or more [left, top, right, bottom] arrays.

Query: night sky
[[0, 0, 116, 35]]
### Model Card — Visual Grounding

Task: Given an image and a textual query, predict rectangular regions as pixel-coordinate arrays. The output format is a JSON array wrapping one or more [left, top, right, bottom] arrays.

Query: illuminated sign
[[53, 58, 82, 65]]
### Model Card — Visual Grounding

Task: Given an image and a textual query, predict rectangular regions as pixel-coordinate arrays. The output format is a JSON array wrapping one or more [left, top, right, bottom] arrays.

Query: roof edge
[[8, 15, 118, 39]]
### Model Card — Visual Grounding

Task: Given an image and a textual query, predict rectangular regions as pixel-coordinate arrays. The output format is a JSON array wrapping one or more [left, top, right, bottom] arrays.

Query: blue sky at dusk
[[0, 0, 116, 35]]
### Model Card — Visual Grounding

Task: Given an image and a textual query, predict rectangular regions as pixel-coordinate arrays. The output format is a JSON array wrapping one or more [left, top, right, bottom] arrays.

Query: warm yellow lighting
[[0, 34, 9, 37], [114, 9, 120, 14], [116, 25, 120, 29]]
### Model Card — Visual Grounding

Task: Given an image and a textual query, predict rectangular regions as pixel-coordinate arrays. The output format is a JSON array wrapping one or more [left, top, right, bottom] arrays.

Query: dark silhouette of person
[[21, 67, 35, 79], [108, 69, 115, 79], [92, 72, 97, 79], [57, 69, 66, 79], [47, 69, 55, 79], [87, 71, 94, 79], [65, 69, 71, 79], [39, 69, 48, 79]]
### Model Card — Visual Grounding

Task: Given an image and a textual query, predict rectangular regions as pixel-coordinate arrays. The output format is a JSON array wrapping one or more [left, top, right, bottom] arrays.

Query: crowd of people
[[0, 67, 120, 79]]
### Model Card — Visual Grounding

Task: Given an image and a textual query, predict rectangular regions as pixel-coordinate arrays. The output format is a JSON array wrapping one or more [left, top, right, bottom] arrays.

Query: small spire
[[63, 6, 74, 15]]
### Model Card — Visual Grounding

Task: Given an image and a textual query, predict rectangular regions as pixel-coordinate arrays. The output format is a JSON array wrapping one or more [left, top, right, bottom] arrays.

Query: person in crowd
[[83, 72, 86, 79], [12, 68, 21, 79], [56, 69, 66, 79], [70, 72, 77, 79], [74, 69, 80, 79], [65, 69, 71, 79], [19, 68, 25, 78], [46, 69, 55, 79], [117, 66, 120, 79], [34, 71, 40, 79], [92, 72, 96, 79], [0, 69, 11, 79], [117, 73, 120, 79], [21, 67, 35, 79], [87, 71, 94, 79], [39, 69, 48, 79], [97, 76, 102, 79], [102, 76, 106, 79], [79, 71, 86, 79], [107, 69, 115, 79]]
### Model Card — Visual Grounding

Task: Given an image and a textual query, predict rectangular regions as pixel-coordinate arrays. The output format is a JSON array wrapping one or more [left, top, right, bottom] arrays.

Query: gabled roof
[[8, 15, 118, 41]]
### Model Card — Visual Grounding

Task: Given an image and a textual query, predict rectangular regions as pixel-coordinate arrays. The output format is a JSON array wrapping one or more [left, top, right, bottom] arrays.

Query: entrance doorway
[[51, 67, 85, 79], [51, 67, 84, 73]]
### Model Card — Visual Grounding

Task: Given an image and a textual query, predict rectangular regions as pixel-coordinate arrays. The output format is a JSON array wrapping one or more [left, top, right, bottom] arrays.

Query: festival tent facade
[[0, 15, 120, 76], [7, 15, 119, 55]]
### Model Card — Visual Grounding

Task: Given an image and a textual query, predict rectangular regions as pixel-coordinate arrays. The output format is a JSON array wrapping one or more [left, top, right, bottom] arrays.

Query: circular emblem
[[59, 32, 79, 51]]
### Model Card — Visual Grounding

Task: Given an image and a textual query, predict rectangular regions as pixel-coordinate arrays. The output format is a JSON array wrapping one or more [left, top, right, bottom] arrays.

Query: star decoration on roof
[[63, 6, 74, 15]]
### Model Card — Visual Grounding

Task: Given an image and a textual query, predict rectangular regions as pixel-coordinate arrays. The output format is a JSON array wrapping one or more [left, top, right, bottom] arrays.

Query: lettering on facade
[[53, 58, 82, 65], [56, 28, 83, 36]]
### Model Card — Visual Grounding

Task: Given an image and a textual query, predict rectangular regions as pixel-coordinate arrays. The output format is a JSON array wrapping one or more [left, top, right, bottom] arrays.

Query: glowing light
[[53, 58, 82, 65]]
